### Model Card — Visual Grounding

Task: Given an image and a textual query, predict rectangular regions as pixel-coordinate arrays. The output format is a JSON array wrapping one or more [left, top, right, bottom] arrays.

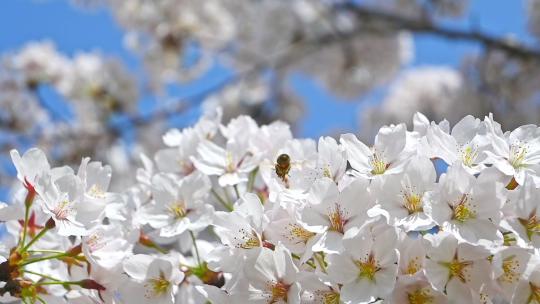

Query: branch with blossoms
[[337, 3, 540, 61], [2, 109, 540, 303], [5, 1, 540, 195], [114, 1, 540, 129], [0, 172, 106, 303]]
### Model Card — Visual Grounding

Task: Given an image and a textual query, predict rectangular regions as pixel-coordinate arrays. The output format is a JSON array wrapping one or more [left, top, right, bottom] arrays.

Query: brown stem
[[337, 3, 540, 61]]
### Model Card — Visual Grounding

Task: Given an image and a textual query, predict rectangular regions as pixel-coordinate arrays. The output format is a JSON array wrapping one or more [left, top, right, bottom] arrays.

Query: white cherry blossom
[[35, 172, 88, 236], [4, 113, 540, 304], [503, 175, 540, 248], [10, 148, 51, 188], [326, 225, 399, 303], [192, 139, 259, 187], [426, 115, 492, 173], [485, 123, 540, 186], [424, 232, 493, 296], [300, 177, 374, 254], [340, 123, 409, 178], [425, 165, 505, 243], [140, 172, 213, 238], [241, 245, 301, 304], [374, 155, 437, 231], [121, 255, 184, 304]]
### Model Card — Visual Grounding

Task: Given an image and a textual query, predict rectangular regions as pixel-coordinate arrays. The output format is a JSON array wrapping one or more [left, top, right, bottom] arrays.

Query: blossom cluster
[[98, 0, 414, 97], [1, 41, 137, 132], [4, 1, 540, 197], [2, 111, 540, 303], [0, 41, 139, 183]]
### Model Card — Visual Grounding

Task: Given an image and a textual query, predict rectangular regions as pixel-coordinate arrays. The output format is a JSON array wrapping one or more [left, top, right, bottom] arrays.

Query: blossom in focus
[[2, 111, 540, 304]]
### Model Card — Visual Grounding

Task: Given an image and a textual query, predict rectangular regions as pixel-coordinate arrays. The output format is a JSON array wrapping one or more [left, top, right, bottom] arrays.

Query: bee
[[275, 153, 291, 182]]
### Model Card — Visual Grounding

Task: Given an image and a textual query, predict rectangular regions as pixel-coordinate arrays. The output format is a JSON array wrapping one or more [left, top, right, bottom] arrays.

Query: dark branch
[[119, 3, 540, 129], [339, 3, 540, 61], [15, 2, 540, 140]]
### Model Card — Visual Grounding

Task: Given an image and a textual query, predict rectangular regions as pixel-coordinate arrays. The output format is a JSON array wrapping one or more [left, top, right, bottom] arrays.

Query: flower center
[[322, 291, 340, 304], [145, 272, 170, 298], [285, 223, 315, 244], [327, 204, 347, 234], [460, 145, 478, 167], [178, 160, 195, 175], [53, 200, 73, 220], [500, 255, 520, 283], [354, 254, 380, 281], [407, 288, 434, 304], [509, 143, 528, 169], [322, 166, 332, 179], [519, 213, 540, 241], [270, 281, 290, 303], [168, 201, 188, 219], [88, 184, 106, 199], [403, 191, 423, 214], [85, 233, 106, 252], [441, 258, 472, 283], [503, 231, 517, 246], [405, 257, 421, 275], [451, 194, 476, 223], [235, 228, 261, 249], [369, 152, 388, 175], [225, 152, 236, 173]]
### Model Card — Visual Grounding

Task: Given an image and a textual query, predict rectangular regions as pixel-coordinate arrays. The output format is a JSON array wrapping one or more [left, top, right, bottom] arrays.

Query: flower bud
[[45, 218, 56, 229], [262, 241, 275, 250], [138, 232, 157, 248], [80, 279, 106, 291], [67, 244, 82, 257]]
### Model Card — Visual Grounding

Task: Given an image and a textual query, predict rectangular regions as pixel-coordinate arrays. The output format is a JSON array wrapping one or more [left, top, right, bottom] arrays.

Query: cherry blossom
[[340, 123, 409, 178], [326, 225, 399, 303], [3, 112, 540, 303]]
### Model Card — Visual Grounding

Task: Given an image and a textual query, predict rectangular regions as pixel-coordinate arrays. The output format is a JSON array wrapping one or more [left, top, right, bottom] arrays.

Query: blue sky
[[0, 0, 533, 138]]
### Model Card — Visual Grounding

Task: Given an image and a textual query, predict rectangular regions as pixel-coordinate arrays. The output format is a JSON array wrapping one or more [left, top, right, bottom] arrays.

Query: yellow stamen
[[285, 224, 315, 244], [503, 231, 517, 246], [441, 257, 472, 283], [370, 153, 388, 175], [354, 254, 380, 281], [226, 152, 235, 173], [145, 271, 170, 298], [235, 228, 261, 249], [509, 143, 528, 169], [328, 204, 347, 234], [407, 288, 434, 304], [403, 191, 423, 214], [322, 291, 340, 304], [461, 145, 479, 167], [270, 281, 289, 303], [322, 166, 332, 179], [405, 257, 421, 275], [518, 214, 540, 241], [168, 201, 188, 219], [451, 194, 476, 223], [500, 255, 520, 283], [88, 184, 106, 199]]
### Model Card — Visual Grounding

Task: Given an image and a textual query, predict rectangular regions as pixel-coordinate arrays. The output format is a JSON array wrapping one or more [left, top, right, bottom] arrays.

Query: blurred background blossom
[[1, 0, 540, 194]]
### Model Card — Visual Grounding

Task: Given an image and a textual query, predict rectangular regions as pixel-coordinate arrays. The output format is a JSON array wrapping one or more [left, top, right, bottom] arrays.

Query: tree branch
[[9, 2, 539, 146], [338, 3, 540, 61], [118, 3, 540, 129]]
